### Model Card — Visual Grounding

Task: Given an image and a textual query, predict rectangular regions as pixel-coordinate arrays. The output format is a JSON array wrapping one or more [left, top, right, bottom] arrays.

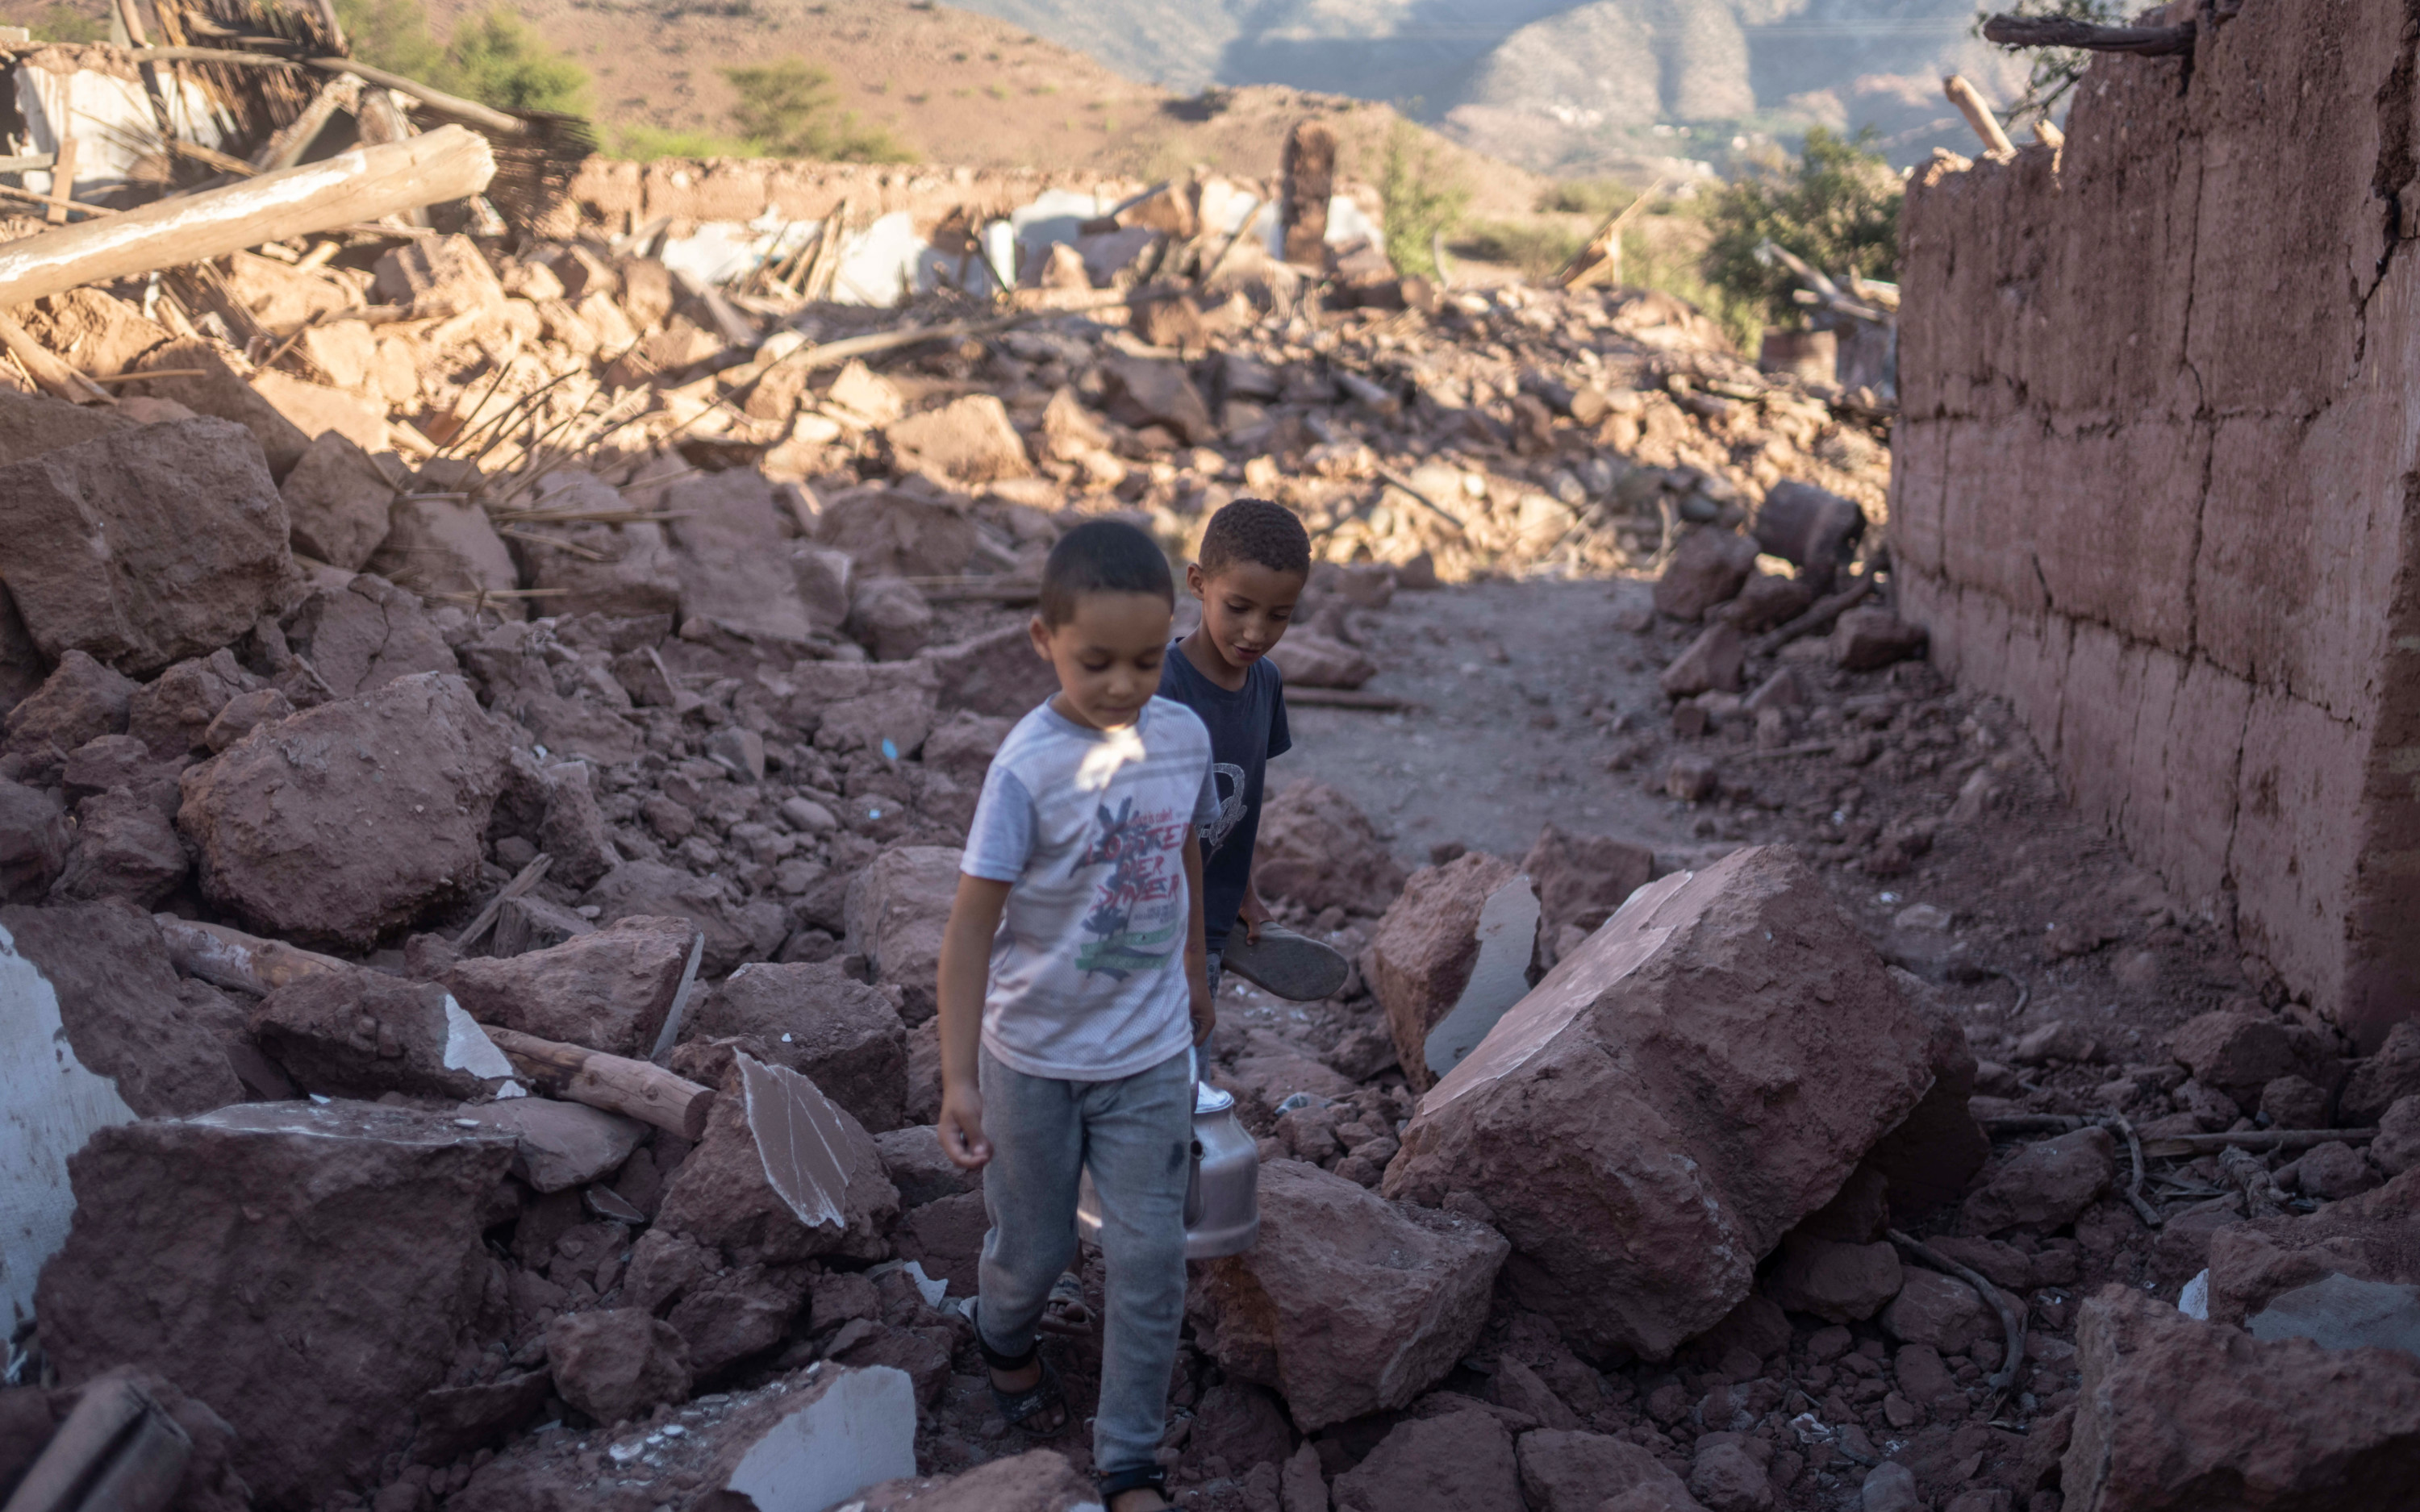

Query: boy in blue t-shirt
[[935, 519, 1216, 1512], [1158, 498, 1329, 1000]]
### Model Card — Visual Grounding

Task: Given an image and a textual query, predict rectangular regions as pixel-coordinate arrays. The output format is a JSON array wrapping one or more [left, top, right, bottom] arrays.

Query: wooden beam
[[44, 137, 77, 225], [0, 126, 494, 310], [1981, 13, 2195, 54], [1942, 75, 2017, 160], [483, 1026, 716, 1140]]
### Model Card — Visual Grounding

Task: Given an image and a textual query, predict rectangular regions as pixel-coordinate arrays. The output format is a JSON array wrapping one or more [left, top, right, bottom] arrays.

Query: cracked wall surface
[[1891, 0, 2420, 1048]]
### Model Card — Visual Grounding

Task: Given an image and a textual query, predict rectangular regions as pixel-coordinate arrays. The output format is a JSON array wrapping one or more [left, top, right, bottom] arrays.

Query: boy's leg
[[1079, 1046, 1196, 1477], [976, 1047, 1084, 1361]]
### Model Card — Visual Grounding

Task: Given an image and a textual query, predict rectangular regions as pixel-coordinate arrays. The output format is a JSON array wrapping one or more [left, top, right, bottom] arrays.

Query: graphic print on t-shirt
[[1202, 761, 1247, 854], [1075, 794, 1188, 979]]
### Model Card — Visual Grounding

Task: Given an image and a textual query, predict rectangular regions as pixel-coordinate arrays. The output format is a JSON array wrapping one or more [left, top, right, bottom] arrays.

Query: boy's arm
[[936, 873, 1012, 1169], [1186, 830, 1215, 1047]]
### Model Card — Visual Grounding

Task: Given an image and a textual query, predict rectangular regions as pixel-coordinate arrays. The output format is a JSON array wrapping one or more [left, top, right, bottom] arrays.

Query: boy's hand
[[937, 1082, 992, 1170], [1236, 889, 1270, 944], [1190, 972, 1216, 1047]]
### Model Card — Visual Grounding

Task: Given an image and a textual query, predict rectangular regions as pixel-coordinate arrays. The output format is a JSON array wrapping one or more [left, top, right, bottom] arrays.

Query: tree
[[441, 9, 591, 116], [722, 59, 913, 162], [1700, 127, 1901, 328], [1379, 119, 1468, 280]]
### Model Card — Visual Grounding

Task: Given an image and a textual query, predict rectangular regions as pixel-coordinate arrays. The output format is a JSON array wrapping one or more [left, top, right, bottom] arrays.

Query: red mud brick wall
[[1890, 0, 2420, 1048]]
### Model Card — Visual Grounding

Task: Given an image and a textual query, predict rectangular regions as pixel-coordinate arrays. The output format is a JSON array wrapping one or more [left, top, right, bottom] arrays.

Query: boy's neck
[[1179, 626, 1250, 692], [1049, 693, 1141, 733]]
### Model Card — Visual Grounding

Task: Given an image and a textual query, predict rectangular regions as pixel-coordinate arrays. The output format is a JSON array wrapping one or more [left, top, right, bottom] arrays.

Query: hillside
[[952, 0, 2032, 170], [411, 0, 1547, 219]]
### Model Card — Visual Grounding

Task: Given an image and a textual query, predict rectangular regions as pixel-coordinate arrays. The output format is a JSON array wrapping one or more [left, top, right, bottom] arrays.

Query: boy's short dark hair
[[1198, 498, 1312, 578], [1038, 519, 1175, 626]]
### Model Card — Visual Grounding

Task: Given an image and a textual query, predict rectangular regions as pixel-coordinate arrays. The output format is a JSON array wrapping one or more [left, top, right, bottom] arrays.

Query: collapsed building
[[0, 5, 2417, 1512]]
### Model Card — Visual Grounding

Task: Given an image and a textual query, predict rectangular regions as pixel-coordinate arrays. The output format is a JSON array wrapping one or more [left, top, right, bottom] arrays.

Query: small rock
[[2013, 1018, 2103, 1066], [1860, 1460, 1919, 1512], [1666, 751, 1718, 802], [2277, 1140, 2380, 1201], [2169, 1009, 2338, 1108], [1830, 610, 1926, 672], [2342, 1022, 2420, 1125], [1962, 1127, 2114, 1234], [1880, 1268, 1996, 1356], [2258, 1075, 2331, 1132], [1331, 1409, 1518, 1512], [1765, 1234, 1903, 1322], [1653, 530, 1759, 620]]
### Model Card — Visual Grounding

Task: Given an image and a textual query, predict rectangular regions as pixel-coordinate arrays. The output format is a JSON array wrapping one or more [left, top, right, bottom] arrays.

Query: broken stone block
[[1829, 609, 1927, 672], [660, 471, 816, 644], [279, 573, 460, 699], [280, 431, 397, 572], [2, 900, 244, 1117], [540, 762, 620, 892], [177, 672, 511, 949], [2205, 1168, 2420, 1326], [1100, 352, 1216, 442], [366, 494, 519, 601], [2259, 1074, 2333, 1132], [1879, 1267, 1994, 1354], [1665, 750, 1719, 802], [1384, 848, 1938, 1360], [0, 419, 294, 677], [56, 786, 188, 906], [1766, 1234, 1904, 1323], [687, 960, 908, 1131], [1653, 530, 1759, 620], [35, 1102, 519, 1509], [0, 389, 131, 471], [546, 1310, 692, 1427], [375, 234, 507, 319], [1717, 572, 1815, 632], [457, 1097, 646, 1193], [855, 1448, 1100, 1512], [250, 967, 511, 1102], [2, 652, 138, 782], [22, 288, 172, 380], [1187, 1160, 1506, 1431], [2060, 1285, 2420, 1510], [921, 710, 1011, 788], [584, 862, 755, 977], [519, 472, 683, 619], [1255, 781, 1409, 918], [1331, 1407, 1521, 1512], [1370, 852, 1532, 1092], [816, 483, 979, 582], [1521, 824, 1654, 937], [126, 650, 255, 759], [451, 1364, 917, 1512], [1517, 1427, 1704, 1512], [0, 779, 71, 901], [446, 915, 699, 1060], [2337, 1021, 2420, 1125], [1752, 481, 1866, 583], [846, 576, 934, 663], [887, 394, 1033, 483], [919, 622, 1056, 719], [1269, 631, 1377, 689], [128, 343, 313, 477], [1659, 620, 1746, 698], [653, 1056, 899, 1267], [2376, 1098, 2420, 1178], [874, 1126, 977, 1208], [1961, 1127, 2115, 1235], [843, 845, 959, 1023]]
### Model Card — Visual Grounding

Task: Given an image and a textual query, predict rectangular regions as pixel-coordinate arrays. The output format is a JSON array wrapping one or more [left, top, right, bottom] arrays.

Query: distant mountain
[[947, 0, 2027, 172]]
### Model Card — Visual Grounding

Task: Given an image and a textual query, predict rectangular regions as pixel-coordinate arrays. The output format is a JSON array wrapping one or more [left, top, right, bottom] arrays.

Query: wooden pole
[[151, 915, 352, 995], [0, 126, 494, 310], [1943, 75, 2017, 160], [482, 1026, 716, 1140], [1980, 13, 2194, 54], [44, 138, 77, 226]]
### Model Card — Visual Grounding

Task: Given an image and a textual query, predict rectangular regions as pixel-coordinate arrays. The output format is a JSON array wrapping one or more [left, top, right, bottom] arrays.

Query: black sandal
[[975, 1313, 1067, 1432], [1097, 1464, 1170, 1507]]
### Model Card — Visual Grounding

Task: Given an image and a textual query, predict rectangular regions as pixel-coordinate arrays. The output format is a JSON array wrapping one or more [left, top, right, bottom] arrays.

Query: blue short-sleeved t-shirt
[[1157, 643, 1291, 952]]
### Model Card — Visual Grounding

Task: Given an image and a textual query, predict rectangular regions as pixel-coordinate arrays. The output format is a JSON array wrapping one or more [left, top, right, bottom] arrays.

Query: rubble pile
[[0, 119, 2410, 1512]]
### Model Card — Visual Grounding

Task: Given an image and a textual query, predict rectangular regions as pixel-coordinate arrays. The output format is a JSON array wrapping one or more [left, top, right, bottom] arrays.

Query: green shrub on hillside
[[4, 2, 109, 42], [336, 0, 589, 115], [1379, 119, 1468, 280], [724, 59, 915, 161], [1700, 127, 1901, 327]]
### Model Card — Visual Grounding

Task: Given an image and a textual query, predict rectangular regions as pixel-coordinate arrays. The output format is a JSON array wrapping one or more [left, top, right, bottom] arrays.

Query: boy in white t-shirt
[[934, 519, 1216, 1512]]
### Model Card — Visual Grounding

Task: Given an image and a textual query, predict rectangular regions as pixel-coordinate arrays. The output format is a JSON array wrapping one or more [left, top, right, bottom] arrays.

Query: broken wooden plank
[[0, 125, 494, 310], [483, 1026, 716, 1140], [44, 137, 77, 225], [2142, 1127, 2379, 1158], [1980, 13, 2196, 54], [151, 914, 350, 996], [1942, 75, 2017, 160]]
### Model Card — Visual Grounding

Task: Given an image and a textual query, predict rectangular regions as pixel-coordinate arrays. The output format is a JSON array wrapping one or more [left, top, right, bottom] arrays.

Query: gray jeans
[[978, 1043, 1195, 1476]]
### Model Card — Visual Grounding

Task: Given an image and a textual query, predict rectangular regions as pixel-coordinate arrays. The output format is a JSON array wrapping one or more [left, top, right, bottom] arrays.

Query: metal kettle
[[1075, 1052, 1259, 1259]]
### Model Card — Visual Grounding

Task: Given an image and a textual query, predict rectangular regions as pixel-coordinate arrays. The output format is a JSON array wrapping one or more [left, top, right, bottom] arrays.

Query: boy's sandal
[[1220, 923, 1351, 1002], [1037, 1270, 1095, 1338], [975, 1317, 1067, 1432], [1096, 1464, 1170, 1506]]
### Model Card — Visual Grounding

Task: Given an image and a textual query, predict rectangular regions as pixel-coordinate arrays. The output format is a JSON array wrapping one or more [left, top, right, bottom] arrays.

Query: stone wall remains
[[1891, 0, 2420, 1047]]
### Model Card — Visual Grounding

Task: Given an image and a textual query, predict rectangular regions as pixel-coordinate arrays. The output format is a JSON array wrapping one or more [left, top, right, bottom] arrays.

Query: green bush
[[607, 123, 755, 160], [441, 10, 591, 115], [1700, 127, 1901, 329], [723, 58, 915, 162], [1453, 220, 1581, 280], [1533, 178, 1634, 219], [5, 3, 109, 42], [1379, 119, 1468, 280], [336, 0, 588, 115]]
